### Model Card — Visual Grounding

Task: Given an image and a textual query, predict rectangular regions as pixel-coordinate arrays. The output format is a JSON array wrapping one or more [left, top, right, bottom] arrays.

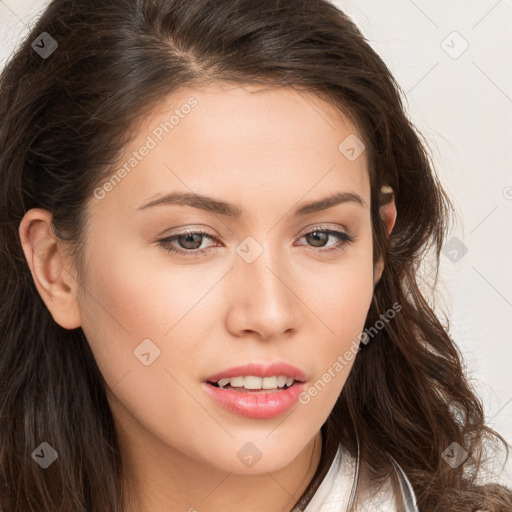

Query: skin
[[19, 82, 396, 512]]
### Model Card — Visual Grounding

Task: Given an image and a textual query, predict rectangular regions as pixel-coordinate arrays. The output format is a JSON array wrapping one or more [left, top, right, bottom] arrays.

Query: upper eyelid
[[162, 224, 352, 240]]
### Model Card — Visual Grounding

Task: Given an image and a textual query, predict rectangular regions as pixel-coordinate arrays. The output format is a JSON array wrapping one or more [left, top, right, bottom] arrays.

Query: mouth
[[203, 362, 308, 419]]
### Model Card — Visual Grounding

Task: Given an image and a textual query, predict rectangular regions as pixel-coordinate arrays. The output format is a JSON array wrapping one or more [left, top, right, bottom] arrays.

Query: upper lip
[[205, 362, 307, 383]]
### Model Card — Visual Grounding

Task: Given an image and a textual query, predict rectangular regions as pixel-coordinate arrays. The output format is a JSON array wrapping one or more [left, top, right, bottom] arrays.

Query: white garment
[[303, 445, 418, 512]]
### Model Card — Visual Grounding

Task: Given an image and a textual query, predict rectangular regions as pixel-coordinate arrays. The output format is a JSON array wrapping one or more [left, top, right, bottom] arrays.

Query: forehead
[[91, 82, 370, 219]]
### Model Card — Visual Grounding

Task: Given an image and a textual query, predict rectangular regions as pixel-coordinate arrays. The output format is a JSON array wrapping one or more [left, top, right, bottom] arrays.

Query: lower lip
[[203, 381, 306, 419]]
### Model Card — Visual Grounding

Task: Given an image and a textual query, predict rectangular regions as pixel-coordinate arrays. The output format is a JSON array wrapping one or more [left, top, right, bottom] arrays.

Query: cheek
[[77, 232, 223, 401], [295, 235, 375, 342], [76, 234, 177, 384]]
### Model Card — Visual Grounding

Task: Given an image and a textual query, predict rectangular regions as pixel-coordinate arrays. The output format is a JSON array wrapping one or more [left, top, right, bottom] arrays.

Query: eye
[[158, 226, 354, 257], [158, 229, 218, 257], [297, 228, 354, 253]]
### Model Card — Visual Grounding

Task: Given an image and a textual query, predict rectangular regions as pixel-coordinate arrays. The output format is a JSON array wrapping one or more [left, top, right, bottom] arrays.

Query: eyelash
[[158, 227, 354, 257]]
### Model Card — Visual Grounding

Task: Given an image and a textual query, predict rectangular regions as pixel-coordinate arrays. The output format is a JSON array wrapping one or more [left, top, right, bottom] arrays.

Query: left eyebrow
[[137, 191, 367, 218]]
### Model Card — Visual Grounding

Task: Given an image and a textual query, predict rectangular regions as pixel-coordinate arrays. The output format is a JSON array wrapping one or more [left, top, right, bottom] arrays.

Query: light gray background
[[1, 0, 510, 485]]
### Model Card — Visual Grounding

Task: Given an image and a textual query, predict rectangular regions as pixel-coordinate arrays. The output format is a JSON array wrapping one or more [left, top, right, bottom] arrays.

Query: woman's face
[[64, 83, 378, 475]]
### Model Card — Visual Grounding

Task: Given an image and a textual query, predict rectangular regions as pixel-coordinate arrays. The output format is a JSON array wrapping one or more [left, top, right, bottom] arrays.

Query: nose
[[224, 244, 300, 342]]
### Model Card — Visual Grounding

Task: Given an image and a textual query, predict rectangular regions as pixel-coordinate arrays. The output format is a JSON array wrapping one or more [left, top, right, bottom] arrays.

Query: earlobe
[[18, 208, 82, 330]]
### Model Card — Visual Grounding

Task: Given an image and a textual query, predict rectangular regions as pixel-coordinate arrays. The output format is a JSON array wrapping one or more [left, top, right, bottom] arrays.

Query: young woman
[[0, 0, 510, 511]]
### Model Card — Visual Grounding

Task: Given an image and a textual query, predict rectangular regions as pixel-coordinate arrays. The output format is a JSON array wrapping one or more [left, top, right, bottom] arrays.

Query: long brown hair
[[0, 0, 510, 510]]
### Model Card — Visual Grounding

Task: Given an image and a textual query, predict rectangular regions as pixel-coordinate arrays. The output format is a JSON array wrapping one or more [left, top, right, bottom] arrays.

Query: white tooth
[[218, 375, 293, 390], [262, 376, 278, 389], [244, 376, 262, 389], [217, 377, 230, 388], [229, 376, 244, 387], [277, 375, 287, 387]]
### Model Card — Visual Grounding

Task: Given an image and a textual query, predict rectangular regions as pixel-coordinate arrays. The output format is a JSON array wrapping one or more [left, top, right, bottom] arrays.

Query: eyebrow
[[137, 190, 366, 217]]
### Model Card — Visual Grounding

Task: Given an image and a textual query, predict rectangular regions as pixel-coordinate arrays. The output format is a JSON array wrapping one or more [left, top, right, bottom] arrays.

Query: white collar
[[303, 445, 419, 512]]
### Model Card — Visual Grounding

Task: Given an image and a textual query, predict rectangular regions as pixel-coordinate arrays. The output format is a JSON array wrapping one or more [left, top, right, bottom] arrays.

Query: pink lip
[[202, 381, 306, 419], [204, 362, 307, 383]]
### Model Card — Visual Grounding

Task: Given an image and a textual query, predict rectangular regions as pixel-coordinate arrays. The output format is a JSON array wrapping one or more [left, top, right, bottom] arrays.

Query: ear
[[18, 208, 82, 329], [373, 191, 397, 286]]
